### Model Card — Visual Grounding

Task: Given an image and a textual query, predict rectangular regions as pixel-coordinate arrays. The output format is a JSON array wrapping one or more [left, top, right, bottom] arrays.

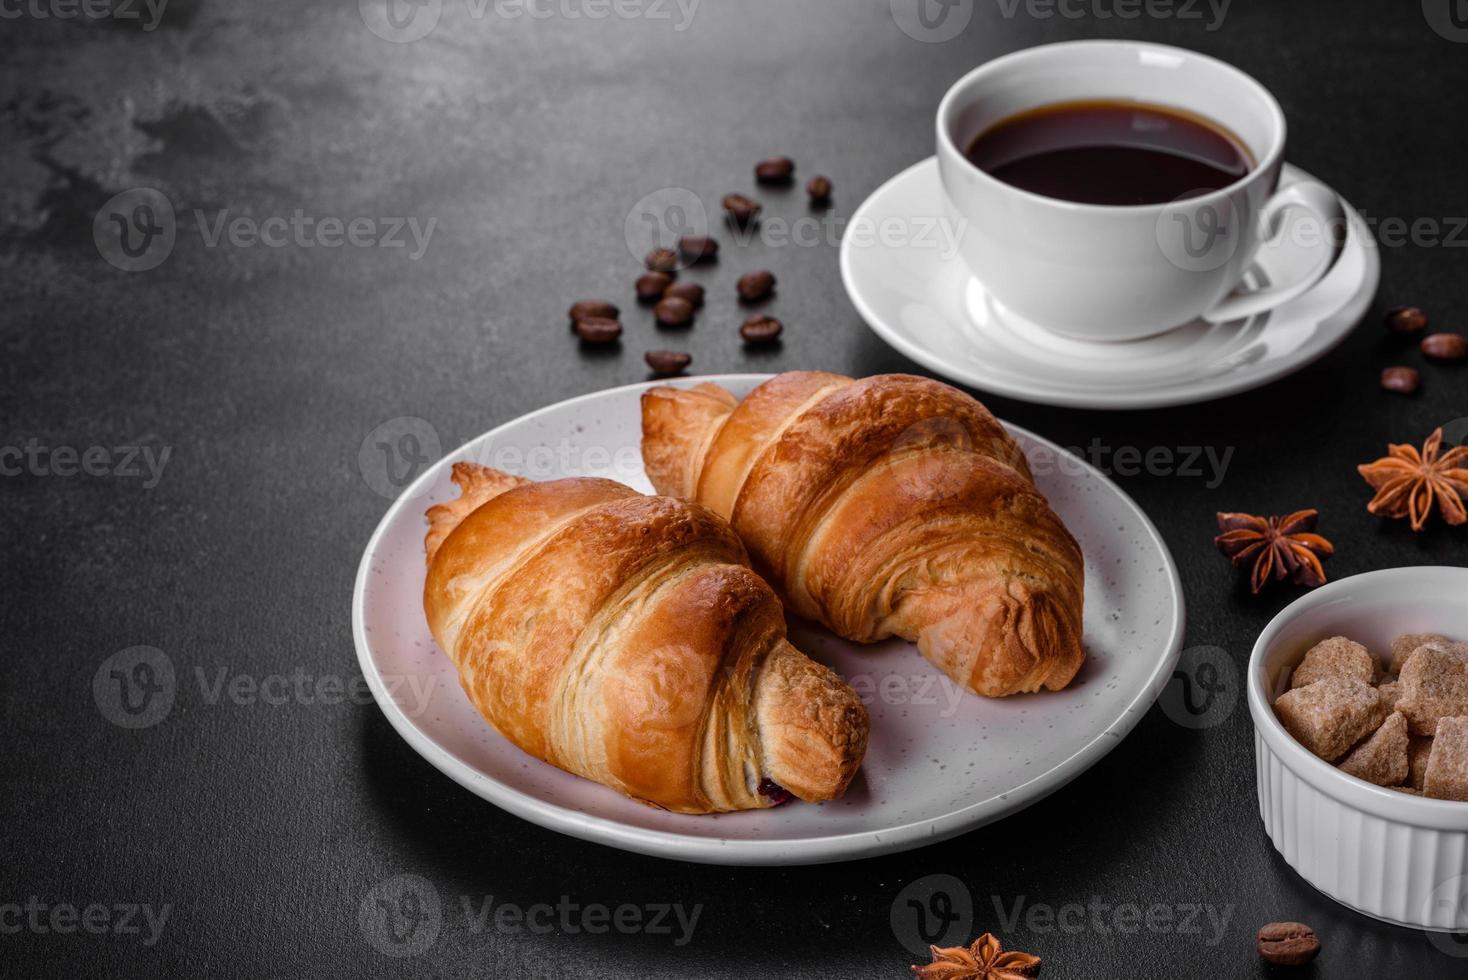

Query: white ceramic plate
[[841, 158, 1380, 410], [352, 375, 1186, 865]]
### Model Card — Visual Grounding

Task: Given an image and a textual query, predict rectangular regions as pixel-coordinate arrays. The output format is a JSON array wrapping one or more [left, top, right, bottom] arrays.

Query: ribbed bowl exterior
[[1256, 729, 1468, 931]]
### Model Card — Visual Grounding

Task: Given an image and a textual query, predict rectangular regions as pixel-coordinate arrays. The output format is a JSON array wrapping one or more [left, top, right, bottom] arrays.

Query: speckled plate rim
[[840, 157, 1381, 410], [351, 375, 1187, 865]]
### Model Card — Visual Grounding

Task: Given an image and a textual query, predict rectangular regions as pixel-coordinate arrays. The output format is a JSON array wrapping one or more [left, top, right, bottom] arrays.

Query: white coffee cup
[[936, 40, 1345, 342]]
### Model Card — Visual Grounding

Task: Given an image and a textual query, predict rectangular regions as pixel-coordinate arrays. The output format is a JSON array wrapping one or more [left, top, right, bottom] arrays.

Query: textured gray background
[[3, 0, 1467, 976]]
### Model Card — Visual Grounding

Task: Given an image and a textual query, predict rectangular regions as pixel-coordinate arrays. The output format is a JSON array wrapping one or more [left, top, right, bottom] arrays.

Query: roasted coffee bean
[[1256, 922, 1320, 966], [568, 300, 619, 324], [1421, 332, 1468, 360], [645, 350, 691, 377], [574, 317, 622, 344], [806, 175, 833, 204], [664, 281, 704, 308], [737, 270, 776, 303], [1385, 305, 1428, 335], [636, 272, 674, 304], [755, 156, 795, 184], [645, 247, 680, 273], [679, 235, 719, 264], [722, 193, 762, 224], [654, 296, 695, 328], [1381, 366, 1421, 395], [740, 314, 783, 345]]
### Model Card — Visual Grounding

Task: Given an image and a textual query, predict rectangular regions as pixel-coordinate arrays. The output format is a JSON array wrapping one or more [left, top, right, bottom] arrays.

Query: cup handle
[[1200, 181, 1346, 324]]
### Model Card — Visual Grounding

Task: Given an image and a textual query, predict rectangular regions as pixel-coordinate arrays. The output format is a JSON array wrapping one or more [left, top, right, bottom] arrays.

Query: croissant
[[641, 372, 1086, 698], [422, 462, 868, 814]]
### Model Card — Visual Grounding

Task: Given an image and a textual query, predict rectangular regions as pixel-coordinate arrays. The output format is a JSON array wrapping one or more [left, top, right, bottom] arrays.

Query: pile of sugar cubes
[[1274, 633, 1468, 801]]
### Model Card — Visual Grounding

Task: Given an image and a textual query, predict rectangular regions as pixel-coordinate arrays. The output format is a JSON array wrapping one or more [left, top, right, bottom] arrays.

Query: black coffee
[[965, 99, 1254, 206]]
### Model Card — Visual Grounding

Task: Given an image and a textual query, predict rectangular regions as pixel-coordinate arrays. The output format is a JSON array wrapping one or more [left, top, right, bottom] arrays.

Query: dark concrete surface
[[3, 0, 1467, 976]]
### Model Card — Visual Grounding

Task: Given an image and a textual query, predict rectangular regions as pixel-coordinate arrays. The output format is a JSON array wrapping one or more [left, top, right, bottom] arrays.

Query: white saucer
[[352, 376, 1185, 865], [841, 158, 1380, 410]]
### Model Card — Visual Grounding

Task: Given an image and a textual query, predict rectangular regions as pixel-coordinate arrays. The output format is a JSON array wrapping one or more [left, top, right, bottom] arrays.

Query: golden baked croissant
[[641, 372, 1086, 698], [422, 461, 868, 814]]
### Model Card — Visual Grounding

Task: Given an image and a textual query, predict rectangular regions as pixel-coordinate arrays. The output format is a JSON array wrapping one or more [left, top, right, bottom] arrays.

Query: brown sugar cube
[[1290, 636, 1376, 689], [1408, 735, 1434, 789], [1423, 716, 1468, 801], [1274, 678, 1388, 762], [1389, 634, 1451, 674], [1397, 648, 1468, 736], [1389, 786, 1423, 796], [1339, 711, 1409, 786], [1377, 679, 1402, 713]]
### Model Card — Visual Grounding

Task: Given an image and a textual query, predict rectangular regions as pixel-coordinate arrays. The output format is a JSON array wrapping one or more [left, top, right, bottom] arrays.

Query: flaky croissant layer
[[641, 372, 1086, 698], [422, 463, 868, 813]]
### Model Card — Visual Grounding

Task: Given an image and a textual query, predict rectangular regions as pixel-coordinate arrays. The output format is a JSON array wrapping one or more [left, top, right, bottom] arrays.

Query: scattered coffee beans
[[1256, 922, 1320, 966], [636, 272, 674, 304], [722, 193, 762, 224], [1381, 366, 1420, 395], [645, 350, 691, 376], [654, 296, 695, 328], [755, 156, 795, 184], [645, 247, 680, 273], [664, 281, 704, 308], [806, 175, 833, 204], [737, 270, 776, 303], [574, 317, 622, 344], [568, 300, 618, 324], [1421, 332, 1468, 360], [1385, 306, 1428, 335], [740, 314, 783, 345], [679, 235, 719, 264]]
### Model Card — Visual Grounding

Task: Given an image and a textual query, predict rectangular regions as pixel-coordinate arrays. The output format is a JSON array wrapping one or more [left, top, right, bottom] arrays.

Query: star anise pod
[[912, 933, 1041, 980], [1357, 428, 1468, 532], [1214, 510, 1334, 595]]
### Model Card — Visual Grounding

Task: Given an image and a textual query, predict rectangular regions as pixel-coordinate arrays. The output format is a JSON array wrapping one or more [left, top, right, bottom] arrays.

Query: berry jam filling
[[757, 778, 792, 806]]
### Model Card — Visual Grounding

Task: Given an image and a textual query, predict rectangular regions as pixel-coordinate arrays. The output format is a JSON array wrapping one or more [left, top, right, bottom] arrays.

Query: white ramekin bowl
[[1249, 566, 1468, 932]]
